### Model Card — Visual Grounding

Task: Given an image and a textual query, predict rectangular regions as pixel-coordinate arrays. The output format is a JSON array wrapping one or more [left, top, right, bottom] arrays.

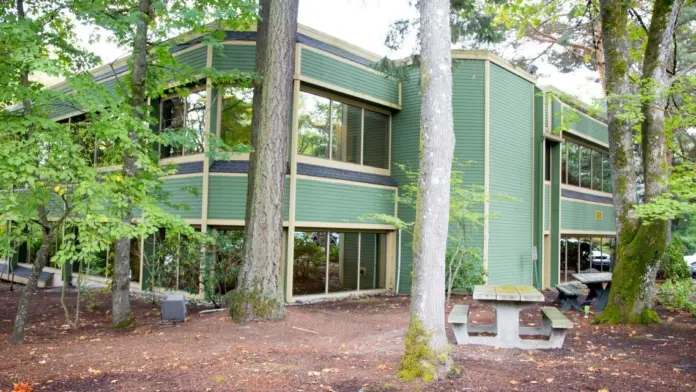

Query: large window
[[560, 235, 616, 282], [220, 87, 253, 149], [292, 231, 387, 296], [297, 91, 390, 170], [159, 88, 207, 158], [561, 140, 612, 193]]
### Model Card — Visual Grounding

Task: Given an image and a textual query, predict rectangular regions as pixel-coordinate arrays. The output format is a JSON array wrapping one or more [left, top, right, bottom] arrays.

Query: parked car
[[684, 252, 696, 278], [591, 250, 612, 271]]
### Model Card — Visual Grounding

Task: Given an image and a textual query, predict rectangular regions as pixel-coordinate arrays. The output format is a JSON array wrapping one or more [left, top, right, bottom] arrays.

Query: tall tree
[[594, 0, 683, 324], [228, 0, 298, 322], [398, 0, 455, 381]]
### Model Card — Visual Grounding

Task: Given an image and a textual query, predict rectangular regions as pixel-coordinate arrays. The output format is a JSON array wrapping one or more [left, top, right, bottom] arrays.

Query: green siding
[[300, 48, 399, 105], [212, 44, 256, 73], [161, 177, 203, 219], [544, 184, 550, 231], [563, 106, 608, 144], [552, 98, 562, 132], [295, 178, 395, 223], [488, 64, 534, 285], [533, 87, 545, 289], [176, 46, 207, 69], [561, 199, 616, 232], [208, 175, 290, 220]]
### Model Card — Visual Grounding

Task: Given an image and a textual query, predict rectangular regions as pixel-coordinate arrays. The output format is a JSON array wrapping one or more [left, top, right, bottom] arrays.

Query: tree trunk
[[595, 0, 681, 325], [398, 0, 454, 381], [112, 0, 151, 329], [12, 227, 54, 344], [593, 22, 607, 91], [229, 0, 298, 322]]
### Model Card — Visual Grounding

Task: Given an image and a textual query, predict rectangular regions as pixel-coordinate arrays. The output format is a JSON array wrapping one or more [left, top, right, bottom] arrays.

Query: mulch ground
[[1, 282, 695, 392]]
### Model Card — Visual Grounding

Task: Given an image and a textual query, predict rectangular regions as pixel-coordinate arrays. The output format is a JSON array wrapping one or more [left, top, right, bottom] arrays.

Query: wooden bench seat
[[554, 282, 585, 311], [448, 304, 469, 324], [541, 306, 573, 348]]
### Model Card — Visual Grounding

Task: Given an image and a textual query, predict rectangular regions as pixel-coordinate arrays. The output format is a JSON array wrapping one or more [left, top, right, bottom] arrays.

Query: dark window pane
[[545, 142, 552, 181], [293, 231, 328, 296], [331, 102, 361, 164], [184, 90, 207, 155], [561, 142, 567, 184], [592, 150, 603, 190], [362, 110, 390, 169], [580, 146, 591, 188], [160, 97, 185, 158], [602, 154, 612, 193], [568, 143, 579, 186], [297, 92, 330, 159], [221, 87, 253, 149]]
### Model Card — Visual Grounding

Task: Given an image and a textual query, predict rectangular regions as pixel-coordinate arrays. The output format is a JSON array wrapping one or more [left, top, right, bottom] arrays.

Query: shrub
[[663, 238, 690, 281], [445, 247, 486, 296], [657, 279, 696, 316]]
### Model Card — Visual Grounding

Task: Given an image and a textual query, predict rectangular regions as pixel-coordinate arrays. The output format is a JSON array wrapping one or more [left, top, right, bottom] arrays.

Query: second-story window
[[561, 140, 612, 193], [220, 87, 253, 149], [297, 90, 390, 170], [159, 88, 207, 158]]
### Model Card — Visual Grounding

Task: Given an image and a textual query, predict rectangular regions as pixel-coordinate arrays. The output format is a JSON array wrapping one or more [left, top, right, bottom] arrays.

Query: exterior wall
[[544, 184, 550, 231], [212, 43, 256, 72], [561, 198, 616, 233], [563, 105, 608, 145], [160, 176, 203, 219], [299, 47, 400, 107], [207, 175, 290, 221], [488, 64, 534, 285]]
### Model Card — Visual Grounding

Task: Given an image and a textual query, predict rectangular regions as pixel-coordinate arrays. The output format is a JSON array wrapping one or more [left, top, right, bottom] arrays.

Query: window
[[297, 90, 390, 170], [561, 142, 567, 184], [567, 143, 579, 186], [580, 146, 591, 188], [602, 154, 612, 193], [562, 140, 612, 193], [159, 88, 207, 158], [220, 87, 253, 149], [592, 150, 603, 191], [292, 231, 387, 296], [544, 142, 552, 181]]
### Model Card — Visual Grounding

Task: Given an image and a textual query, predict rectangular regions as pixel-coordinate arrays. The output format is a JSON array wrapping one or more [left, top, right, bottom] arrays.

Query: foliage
[[203, 229, 244, 308], [663, 238, 689, 281], [657, 279, 696, 317], [150, 232, 205, 294], [292, 234, 326, 279], [445, 247, 486, 294]]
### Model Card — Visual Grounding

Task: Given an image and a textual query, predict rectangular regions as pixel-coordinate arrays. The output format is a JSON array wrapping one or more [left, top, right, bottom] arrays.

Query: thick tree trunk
[[112, 0, 151, 329], [229, 0, 298, 322], [596, 0, 681, 325], [398, 0, 454, 381], [12, 226, 54, 344]]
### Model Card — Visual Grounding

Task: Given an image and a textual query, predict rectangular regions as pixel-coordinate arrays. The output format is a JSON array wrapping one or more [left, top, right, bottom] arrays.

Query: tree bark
[[230, 0, 298, 322], [596, 0, 682, 324], [112, 0, 151, 329], [398, 0, 454, 380]]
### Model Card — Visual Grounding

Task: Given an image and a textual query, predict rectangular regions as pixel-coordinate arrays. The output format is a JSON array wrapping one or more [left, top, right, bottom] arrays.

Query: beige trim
[[216, 86, 223, 138], [560, 230, 617, 236], [289, 289, 388, 303], [555, 94, 608, 127], [221, 40, 256, 46], [483, 60, 490, 277], [294, 222, 396, 230], [183, 218, 204, 225], [208, 172, 247, 178], [296, 75, 400, 110], [296, 154, 390, 176], [206, 219, 245, 226], [295, 174, 397, 190], [560, 197, 614, 207], [544, 230, 551, 235], [452, 51, 537, 83], [544, 180, 552, 185], [160, 154, 206, 165], [161, 173, 205, 180], [52, 110, 86, 122], [300, 45, 394, 79], [385, 231, 397, 292], [531, 81, 535, 286], [561, 184, 613, 198], [544, 132, 564, 143], [564, 129, 609, 148], [285, 77, 302, 302], [299, 84, 393, 115], [96, 164, 123, 173]]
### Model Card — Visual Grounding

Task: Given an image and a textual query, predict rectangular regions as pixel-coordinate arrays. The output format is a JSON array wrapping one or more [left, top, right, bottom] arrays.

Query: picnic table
[[448, 285, 573, 349], [572, 272, 612, 311]]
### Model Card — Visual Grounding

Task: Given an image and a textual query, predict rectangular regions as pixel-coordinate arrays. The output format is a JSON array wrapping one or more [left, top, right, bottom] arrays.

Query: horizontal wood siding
[[561, 199, 616, 232], [176, 46, 207, 69], [208, 176, 290, 220], [488, 64, 534, 285], [294, 178, 395, 223], [563, 106, 608, 144], [300, 48, 399, 105], [211, 44, 256, 73], [552, 98, 562, 132], [160, 176, 203, 219]]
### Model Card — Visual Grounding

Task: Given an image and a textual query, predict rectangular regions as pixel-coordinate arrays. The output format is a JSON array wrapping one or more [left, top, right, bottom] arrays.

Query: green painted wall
[[563, 106, 608, 144], [552, 98, 562, 132], [211, 44, 256, 73], [533, 87, 544, 289], [550, 143, 561, 286], [561, 199, 616, 232], [544, 184, 550, 231], [488, 64, 534, 285], [176, 46, 207, 69], [295, 178, 395, 223], [300, 48, 399, 105], [208, 175, 290, 220], [160, 176, 203, 219]]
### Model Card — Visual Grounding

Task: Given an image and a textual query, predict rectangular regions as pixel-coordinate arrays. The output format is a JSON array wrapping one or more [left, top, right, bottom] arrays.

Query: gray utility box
[[161, 293, 187, 323]]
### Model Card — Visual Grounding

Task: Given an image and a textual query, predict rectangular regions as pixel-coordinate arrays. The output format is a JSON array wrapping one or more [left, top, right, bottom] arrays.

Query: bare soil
[[1, 282, 695, 391]]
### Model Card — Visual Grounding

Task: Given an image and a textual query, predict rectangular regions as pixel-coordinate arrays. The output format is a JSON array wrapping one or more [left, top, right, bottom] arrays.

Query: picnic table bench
[[448, 285, 572, 349], [572, 272, 612, 312], [553, 281, 585, 311]]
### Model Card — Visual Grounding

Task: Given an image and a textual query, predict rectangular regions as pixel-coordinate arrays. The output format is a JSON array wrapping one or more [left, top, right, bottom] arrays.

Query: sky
[[69, 0, 604, 103]]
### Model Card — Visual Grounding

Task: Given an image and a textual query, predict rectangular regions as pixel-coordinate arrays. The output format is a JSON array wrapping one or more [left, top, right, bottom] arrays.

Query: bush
[[445, 248, 486, 295], [657, 279, 696, 316], [663, 238, 690, 281]]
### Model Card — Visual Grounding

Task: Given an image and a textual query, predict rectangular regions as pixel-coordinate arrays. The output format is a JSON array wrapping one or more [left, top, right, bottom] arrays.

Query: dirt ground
[[1, 283, 696, 392]]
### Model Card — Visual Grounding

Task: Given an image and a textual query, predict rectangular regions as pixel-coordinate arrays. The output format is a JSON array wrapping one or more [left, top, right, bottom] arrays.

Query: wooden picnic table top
[[473, 285, 545, 302], [572, 272, 612, 284]]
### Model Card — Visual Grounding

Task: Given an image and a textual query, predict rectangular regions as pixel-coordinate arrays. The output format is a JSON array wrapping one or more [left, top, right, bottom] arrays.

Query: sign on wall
[[595, 211, 603, 220]]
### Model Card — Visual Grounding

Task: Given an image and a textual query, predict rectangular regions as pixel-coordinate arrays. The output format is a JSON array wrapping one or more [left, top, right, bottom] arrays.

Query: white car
[[591, 250, 612, 271], [684, 253, 696, 277]]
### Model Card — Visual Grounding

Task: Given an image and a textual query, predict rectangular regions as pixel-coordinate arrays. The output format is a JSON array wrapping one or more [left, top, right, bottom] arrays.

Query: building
[[3, 25, 616, 301]]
